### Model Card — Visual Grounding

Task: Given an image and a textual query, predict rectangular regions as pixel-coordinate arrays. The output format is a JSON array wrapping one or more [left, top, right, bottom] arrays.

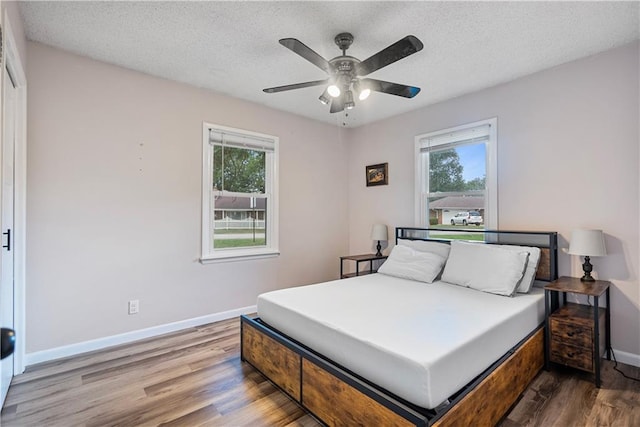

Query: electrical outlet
[[128, 299, 139, 315]]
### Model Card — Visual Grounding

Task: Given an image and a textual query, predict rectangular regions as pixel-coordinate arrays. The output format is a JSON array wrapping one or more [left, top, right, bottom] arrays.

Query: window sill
[[200, 249, 280, 264]]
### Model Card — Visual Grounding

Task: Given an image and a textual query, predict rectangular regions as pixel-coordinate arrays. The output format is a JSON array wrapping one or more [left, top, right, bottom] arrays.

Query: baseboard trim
[[612, 347, 640, 368], [24, 305, 257, 367]]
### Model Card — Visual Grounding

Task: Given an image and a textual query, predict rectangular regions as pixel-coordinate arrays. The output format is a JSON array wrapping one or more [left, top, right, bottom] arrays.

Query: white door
[[0, 65, 17, 406]]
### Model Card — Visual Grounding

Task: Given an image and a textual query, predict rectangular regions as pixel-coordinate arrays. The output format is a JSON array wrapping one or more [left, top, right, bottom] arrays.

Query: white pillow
[[495, 245, 541, 293], [378, 244, 447, 284], [441, 241, 529, 296], [397, 239, 451, 259]]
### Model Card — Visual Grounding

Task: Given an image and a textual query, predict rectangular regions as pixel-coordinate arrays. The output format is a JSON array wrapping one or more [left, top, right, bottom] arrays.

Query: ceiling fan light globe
[[318, 89, 331, 105], [345, 90, 355, 109], [358, 88, 371, 101], [327, 85, 341, 97]]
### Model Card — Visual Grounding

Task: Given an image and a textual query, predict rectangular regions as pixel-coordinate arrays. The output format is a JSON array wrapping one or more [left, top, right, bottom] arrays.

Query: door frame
[[2, 11, 27, 375]]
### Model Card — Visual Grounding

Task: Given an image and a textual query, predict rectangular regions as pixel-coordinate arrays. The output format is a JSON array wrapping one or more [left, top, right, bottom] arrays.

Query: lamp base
[[375, 240, 382, 257], [580, 255, 595, 282]]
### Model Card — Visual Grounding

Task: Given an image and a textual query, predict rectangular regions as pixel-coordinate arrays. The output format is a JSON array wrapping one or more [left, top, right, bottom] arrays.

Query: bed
[[241, 228, 558, 426]]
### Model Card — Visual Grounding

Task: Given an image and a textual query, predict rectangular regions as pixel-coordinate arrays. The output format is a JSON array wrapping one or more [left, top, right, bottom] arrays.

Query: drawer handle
[[567, 352, 575, 358], [566, 331, 575, 337]]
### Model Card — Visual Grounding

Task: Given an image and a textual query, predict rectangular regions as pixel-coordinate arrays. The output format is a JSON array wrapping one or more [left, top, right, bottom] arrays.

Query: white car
[[450, 211, 483, 226]]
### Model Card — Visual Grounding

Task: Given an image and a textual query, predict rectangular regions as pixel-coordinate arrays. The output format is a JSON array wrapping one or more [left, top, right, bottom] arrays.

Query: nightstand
[[340, 254, 387, 279], [544, 276, 611, 387]]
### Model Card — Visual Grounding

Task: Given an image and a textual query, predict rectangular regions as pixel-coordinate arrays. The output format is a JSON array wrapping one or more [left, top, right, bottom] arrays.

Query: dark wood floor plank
[[215, 389, 309, 427], [284, 414, 324, 427], [499, 361, 640, 427], [10, 327, 207, 384], [158, 403, 221, 427], [499, 370, 560, 426], [585, 362, 640, 427], [1, 316, 638, 426]]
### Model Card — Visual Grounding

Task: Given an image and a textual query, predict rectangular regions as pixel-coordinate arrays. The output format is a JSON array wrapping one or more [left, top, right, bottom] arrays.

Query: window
[[201, 123, 279, 262], [415, 118, 497, 232]]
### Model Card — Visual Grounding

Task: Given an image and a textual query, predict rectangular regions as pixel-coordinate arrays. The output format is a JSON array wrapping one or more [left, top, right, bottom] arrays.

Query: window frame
[[201, 122, 279, 263], [414, 118, 498, 229]]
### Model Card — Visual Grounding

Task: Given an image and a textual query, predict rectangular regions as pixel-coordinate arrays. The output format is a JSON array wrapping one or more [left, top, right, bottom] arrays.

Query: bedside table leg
[[544, 289, 551, 371], [605, 288, 611, 360], [594, 296, 601, 388]]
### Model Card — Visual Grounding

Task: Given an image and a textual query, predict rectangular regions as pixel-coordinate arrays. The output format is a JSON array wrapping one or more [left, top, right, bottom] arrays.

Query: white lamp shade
[[371, 224, 388, 241], [568, 229, 607, 257]]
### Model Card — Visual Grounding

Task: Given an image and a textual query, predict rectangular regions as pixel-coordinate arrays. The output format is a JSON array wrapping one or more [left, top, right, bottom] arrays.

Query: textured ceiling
[[19, 1, 639, 128]]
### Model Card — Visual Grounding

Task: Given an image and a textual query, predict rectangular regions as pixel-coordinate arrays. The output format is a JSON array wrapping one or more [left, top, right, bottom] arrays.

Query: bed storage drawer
[[301, 358, 414, 427], [241, 321, 301, 401]]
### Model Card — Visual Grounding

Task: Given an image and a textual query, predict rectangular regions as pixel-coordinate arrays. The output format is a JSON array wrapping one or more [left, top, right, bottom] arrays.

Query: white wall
[[26, 42, 349, 353], [347, 42, 640, 361]]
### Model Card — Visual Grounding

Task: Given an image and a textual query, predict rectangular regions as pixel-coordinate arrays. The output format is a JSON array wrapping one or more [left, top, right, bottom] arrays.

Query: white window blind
[[209, 129, 275, 152], [418, 124, 491, 151]]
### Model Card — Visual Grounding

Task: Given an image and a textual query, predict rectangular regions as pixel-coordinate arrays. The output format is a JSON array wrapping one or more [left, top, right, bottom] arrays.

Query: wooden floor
[[1, 317, 639, 426]]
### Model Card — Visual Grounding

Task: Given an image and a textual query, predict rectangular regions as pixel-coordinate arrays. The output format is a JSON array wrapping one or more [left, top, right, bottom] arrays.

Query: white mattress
[[257, 273, 545, 409]]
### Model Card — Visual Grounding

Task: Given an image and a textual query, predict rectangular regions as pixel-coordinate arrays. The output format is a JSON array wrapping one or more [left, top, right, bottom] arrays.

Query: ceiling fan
[[263, 32, 424, 113]]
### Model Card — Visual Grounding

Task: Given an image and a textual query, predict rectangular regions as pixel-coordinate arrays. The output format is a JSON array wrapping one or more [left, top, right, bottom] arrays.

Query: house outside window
[[415, 118, 497, 234], [201, 123, 279, 262]]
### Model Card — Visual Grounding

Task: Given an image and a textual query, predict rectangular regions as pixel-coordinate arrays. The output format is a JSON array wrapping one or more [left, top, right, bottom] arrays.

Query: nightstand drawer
[[549, 318, 592, 348], [550, 340, 593, 372]]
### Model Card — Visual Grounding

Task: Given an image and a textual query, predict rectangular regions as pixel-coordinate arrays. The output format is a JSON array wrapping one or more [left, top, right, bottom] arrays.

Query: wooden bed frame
[[241, 228, 558, 426]]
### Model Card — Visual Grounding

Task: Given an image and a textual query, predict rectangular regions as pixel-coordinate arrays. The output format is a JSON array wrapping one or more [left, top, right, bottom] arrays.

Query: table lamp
[[568, 229, 607, 282], [371, 224, 388, 257]]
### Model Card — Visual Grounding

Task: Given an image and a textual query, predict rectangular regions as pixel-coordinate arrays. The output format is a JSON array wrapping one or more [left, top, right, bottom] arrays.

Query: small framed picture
[[366, 163, 388, 187]]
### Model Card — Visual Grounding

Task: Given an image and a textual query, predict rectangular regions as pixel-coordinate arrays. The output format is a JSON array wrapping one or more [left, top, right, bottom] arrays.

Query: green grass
[[429, 224, 485, 230], [422, 225, 486, 241], [428, 233, 485, 241], [214, 228, 265, 234], [214, 238, 266, 248]]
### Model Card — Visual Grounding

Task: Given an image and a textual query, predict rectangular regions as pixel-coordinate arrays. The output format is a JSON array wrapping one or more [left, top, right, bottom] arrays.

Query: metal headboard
[[395, 227, 558, 282]]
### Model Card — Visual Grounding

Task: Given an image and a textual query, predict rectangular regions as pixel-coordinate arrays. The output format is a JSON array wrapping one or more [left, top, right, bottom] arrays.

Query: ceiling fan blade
[[263, 79, 329, 93], [279, 38, 333, 74], [355, 35, 423, 76], [330, 96, 345, 113], [362, 78, 421, 98]]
